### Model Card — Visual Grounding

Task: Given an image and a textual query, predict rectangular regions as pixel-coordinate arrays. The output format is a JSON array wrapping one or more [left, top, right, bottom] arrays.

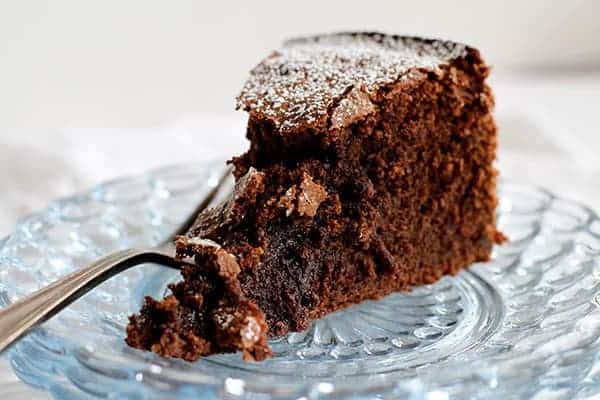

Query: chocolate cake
[[126, 32, 504, 361]]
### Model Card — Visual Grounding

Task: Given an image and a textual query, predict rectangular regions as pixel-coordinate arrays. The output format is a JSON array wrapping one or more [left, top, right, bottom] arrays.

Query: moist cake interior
[[126, 32, 504, 361]]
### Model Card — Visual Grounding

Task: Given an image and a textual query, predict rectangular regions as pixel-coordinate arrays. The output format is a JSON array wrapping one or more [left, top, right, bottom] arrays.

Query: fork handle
[[0, 248, 178, 354]]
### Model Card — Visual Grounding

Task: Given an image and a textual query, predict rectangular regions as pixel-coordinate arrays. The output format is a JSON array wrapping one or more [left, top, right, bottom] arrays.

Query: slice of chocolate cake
[[126, 32, 504, 361]]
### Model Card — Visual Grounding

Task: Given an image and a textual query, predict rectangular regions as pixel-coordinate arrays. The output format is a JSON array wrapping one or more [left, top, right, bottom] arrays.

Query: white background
[[0, 0, 599, 127], [0, 1, 599, 398]]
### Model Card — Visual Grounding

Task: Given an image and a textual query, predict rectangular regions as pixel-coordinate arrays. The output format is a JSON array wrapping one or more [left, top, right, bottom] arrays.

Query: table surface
[[1, 75, 599, 399]]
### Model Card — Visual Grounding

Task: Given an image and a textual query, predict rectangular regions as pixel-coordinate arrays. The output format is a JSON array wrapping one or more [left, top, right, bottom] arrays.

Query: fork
[[0, 166, 233, 354]]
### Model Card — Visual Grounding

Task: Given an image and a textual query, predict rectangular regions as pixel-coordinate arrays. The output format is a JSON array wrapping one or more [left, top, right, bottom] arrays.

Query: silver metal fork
[[0, 166, 233, 354]]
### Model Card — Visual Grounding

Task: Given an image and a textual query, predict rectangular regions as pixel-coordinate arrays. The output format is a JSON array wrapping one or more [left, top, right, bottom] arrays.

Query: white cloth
[[0, 76, 599, 398]]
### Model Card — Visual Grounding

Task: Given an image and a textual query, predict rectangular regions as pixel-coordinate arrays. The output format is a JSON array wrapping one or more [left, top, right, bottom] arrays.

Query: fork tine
[[162, 165, 233, 244]]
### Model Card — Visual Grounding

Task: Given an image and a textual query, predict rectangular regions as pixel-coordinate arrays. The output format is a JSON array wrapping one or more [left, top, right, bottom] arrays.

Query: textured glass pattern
[[1, 161, 600, 399]]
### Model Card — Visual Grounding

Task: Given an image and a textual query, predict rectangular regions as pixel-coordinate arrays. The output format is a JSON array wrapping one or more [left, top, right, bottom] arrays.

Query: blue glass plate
[[1, 161, 600, 399]]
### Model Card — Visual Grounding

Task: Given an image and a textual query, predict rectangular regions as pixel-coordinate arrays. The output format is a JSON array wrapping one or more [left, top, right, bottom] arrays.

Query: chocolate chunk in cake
[[127, 32, 505, 361]]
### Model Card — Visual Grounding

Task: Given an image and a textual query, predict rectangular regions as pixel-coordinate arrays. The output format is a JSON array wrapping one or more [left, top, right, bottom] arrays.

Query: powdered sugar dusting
[[237, 32, 468, 133], [240, 316, 261, 345]]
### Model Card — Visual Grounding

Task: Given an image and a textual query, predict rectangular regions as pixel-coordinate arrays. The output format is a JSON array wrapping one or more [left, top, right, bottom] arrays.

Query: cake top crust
[[237, 32, 469, 133]]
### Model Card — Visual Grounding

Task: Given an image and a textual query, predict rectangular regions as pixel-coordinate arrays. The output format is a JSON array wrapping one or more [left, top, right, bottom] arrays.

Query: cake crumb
[[278, 173, 327, 218], [297, 173, 328, 217], [330, 86, 376, 129]]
